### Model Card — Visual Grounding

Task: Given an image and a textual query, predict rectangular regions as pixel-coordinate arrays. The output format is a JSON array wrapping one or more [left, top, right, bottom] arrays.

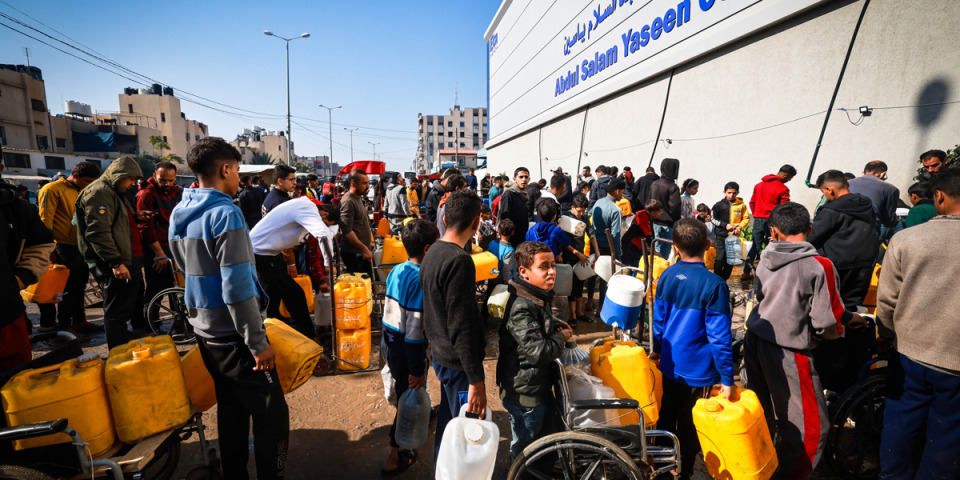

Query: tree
[[250, 151, 274, 165], [915, 143, 960, 179], [161, 153, 183, 164], [147, 135, 170, 157], [293, 162, 314, 173]]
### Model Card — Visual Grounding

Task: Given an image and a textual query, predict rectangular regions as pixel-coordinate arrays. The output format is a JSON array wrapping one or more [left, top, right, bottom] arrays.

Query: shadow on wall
[[914, 78, 951, 160]]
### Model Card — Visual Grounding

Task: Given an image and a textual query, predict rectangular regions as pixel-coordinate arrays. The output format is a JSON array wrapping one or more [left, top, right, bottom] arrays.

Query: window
[[55, 138, 67, 149], [162, 136, 167, 142], [459, 142, 465, 148], [427, 118, 433, 125], [458, 157, 464, 166], [85, 159, 101, 170], [459, 131, 465, 138], [160, 113, 166, 122], [447, 121, 452, 127], [0, 126, 5, 145], [31, 99, 45, 112], [483, 123, 488, 127], [128, 104, 133, 114], [195, 135, 200, 141], [447, 142, 453, 148], [185, 132, 190, 142], [2, 152, 30, 168], [36, 135, 49, 150], [459, 121, 464, 127], [278, 145, 282, 151], [44, 156, 65, 170], [447, 132, 453, 137]]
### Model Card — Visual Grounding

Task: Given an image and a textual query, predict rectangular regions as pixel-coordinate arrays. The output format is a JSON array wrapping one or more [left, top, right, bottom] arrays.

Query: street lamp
[[344, 127, 359, 163], [318, 104, 341, 166], [368, 141, 379, 162], [264, 30, 310, 166]]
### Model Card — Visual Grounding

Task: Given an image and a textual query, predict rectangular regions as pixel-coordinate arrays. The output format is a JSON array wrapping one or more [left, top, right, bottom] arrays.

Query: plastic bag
[[565, 367, 620, 427]]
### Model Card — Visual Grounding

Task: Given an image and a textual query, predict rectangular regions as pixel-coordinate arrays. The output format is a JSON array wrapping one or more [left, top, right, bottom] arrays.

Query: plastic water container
[[566, 367, 620, 427], [590, 339, 661, 427], [20, 264, 70, 304], [436, 405, 499, 480], [600, 274, 646, 330], [106, 336, 192, 443], [395, 387, 431, 449], [859, 264, 881, 313], [725, 236, 743, 265], [554, 263, 573, 296], [561, 339, 589, 366], [381, 236, 408, 265], [471, 252, 499, 282], [558, 215, 586, 236], [616, 198, 632, 216], [635, 256, 671, 300], [338, 273, 373, 315], [2, 353, 115, 456], [335, 280, 370, 330], [264, 318, 323, 393], [573, 254, 597, 280], [279, 274, 314, 317], [377, 217, 392, 237], [741, 239, 753, 261], [180, 346, 216, 412], [486, 283, 510, 319], [595, 256, 614, 282], [313, 292, 332, 328], [693, 388, 778, 480], [336, 327, 371, 371]]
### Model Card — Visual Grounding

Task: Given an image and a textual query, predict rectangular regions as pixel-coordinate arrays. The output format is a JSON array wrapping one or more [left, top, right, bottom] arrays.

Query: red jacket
[[136, 176, 183, 248], [749, 175, 790, 219]]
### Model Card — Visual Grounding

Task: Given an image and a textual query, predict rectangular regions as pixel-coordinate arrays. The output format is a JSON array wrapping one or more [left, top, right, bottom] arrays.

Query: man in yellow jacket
[[407, 178, 421, 217], [36, 161, 101, 336], [710, 181, 751, 280]]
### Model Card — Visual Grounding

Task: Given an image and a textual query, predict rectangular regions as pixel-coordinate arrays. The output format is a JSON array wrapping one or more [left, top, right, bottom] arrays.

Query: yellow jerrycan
[[377, 217, 392, 238], [1, 353, 115, 456], [635, 255, 671, 300], [590, 338, 661, 427], [334, 280, 371, 330], [280, 274, 314, 317], [20, 264, 70, 304], [381, 236, 408, 265], [471, 252, 500, 282], [336, 326, 371, 371], [180, 346, 216, 412], [692, 388, 778, 480], [264, 318, 324, 393], [105, 336, 191, 443]]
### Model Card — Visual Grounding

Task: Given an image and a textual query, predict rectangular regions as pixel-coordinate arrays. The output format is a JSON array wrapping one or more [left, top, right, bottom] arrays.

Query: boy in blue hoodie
[[652, 217, 736, 480], [525, 199, 570, 260], [169, 138, 288, 480]]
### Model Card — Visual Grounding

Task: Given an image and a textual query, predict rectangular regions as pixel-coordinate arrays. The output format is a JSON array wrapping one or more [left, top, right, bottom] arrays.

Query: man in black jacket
[[498, 167, 532, 247], [649, 158, 681, 258], [588, 165, 612, 208], [424, 168, 458, 223], [420, 189, 486, 461], [632, 166, 659, 211], [0, 181, 54, 369], [809, 170, 879, 309], [238, 180, 267, 230], [550, 166, 574, 213]]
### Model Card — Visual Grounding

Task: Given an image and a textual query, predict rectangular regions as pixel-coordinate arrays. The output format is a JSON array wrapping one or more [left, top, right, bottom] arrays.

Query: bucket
[[595, 256, 614, 282], [180, 346, 216, 412], [693, 387, 778, 480], [264, 318, 323, 393], [471, 252, 499, 283], [2, 353, 115, 456], [554, 263, 573, 296], [558, 216, 586, 236], [600, 269, 646, 330], [486, 283, 510, 319], [20, 264, 70, 304], [436, 405, 499, 480], [279, 274, 314, 317]]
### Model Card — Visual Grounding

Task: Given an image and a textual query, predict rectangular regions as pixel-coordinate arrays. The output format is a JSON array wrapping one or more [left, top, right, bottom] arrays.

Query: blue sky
[[0, 1, 501, 171]]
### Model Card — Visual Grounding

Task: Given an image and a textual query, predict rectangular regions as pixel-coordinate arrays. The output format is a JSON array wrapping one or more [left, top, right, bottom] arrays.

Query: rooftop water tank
[[163, 86, 174, 96], [138, 88, 151, 95], [124, 87, 137, 95], [151, 83, 162, 95]]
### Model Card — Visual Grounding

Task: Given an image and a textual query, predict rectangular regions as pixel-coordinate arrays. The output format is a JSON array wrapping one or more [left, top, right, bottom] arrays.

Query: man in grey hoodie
[[649, 158, 681, 258], [382, 172, 411, 235]]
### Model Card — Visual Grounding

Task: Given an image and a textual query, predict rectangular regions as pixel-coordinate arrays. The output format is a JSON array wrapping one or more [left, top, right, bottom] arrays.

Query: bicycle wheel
[[825, 374, 885, 479], [147, 287, 196, 344]]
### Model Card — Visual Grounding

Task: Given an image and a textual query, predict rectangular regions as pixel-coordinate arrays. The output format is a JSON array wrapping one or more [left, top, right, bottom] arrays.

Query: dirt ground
[[25, 265, 842, 479]]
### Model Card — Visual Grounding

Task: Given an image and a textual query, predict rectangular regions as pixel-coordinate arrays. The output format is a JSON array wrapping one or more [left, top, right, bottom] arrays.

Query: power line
[[670, 110, 828, 143]]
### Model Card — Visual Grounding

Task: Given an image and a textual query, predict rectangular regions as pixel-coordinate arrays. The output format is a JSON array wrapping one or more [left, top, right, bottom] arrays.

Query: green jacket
[[496, 279, 565, 407], [903, 200, 936, 229], [76, 157, 142, 268]]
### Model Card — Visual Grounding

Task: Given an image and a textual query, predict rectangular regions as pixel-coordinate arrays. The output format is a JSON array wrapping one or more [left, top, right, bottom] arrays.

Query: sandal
[[381, 449, 418, 477]]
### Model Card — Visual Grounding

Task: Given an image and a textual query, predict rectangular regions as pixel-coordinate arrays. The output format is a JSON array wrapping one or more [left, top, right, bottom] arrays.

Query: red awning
[[337, 161, 385, 176]]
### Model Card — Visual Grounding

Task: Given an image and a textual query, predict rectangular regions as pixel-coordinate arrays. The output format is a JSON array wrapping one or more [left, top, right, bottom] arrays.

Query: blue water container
[[600, 274, 646, 330]]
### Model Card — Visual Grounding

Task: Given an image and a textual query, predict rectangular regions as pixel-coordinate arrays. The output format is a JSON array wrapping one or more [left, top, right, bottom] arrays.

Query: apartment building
[[115, 85, 208, 159], [229, 127, 295, 165], [415, 105, 487, 174]]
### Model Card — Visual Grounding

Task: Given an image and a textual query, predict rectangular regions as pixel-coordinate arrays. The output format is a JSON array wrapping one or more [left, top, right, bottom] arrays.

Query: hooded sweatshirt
[[498, 184, 529, 246], [746, 241, 850, 351], [76, 156, 143, 268], [711, 197, 751, 239], [749, 175, 790, 219], [0, 182, 54, 327], [169, 188, 269, 355], [525, 221, 570, 257], [808, 193, 878, 271], [649, 158, 681, 226], [632, 171, 659, 210], [383, 181, 410, 220]]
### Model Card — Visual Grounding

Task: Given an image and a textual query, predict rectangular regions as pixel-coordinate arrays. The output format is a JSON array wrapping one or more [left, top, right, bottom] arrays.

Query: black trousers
[[837, 266, 873, 311], [713, 238, 734, 280], [656, 377, 709, 480], [39, 244, 88, 329], [596, 244, 613, 307], [254, 254, 313, 339], [143, 245, 175, 323], [91, 257, 146, 349], [342, 251, 372, 276], [196, 335, 289, 480]]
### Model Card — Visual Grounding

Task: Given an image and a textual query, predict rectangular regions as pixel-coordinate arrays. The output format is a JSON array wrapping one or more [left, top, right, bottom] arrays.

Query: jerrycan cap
[[464, 422, 485, 444], [132, 347, 152, 361], [76, 353, 100, 366], [704, 399, 722, 413]]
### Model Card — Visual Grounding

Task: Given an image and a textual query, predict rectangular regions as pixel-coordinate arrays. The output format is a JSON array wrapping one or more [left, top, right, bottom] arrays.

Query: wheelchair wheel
[[0, 465, 56, 480], [508, 431, 644, 480], [147, 287, 196, 344], [825, 373, 885, 479]]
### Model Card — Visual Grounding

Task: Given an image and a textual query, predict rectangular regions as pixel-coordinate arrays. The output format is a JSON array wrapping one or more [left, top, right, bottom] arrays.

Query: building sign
[[484, 0, 830, 147]]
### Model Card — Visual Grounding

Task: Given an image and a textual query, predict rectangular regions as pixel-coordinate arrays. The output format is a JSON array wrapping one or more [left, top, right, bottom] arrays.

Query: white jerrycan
[[435, 405, 499, 480]]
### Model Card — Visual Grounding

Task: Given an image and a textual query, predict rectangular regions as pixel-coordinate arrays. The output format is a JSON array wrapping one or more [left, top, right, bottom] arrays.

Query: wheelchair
[[507, 359, 681, 480]]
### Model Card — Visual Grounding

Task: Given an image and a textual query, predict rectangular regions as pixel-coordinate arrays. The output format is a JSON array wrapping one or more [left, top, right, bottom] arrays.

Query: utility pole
[[344, 127, 358, 163], [319, 104, 341, 166], [368, 141, 379, 162], [263, 30, 310, 166], [23, 47, 30, 68]]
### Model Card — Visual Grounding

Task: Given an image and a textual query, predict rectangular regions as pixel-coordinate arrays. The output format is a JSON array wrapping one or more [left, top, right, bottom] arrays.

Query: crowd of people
[[1, 138, 957, 479]]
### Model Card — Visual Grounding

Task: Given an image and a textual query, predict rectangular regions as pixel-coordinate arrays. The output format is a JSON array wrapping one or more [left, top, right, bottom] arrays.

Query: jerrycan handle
[[457, 404, 493, 422], [23, 362, 72, 387]]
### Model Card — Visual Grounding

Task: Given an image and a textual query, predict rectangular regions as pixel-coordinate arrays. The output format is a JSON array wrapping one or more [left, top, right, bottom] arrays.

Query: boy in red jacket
[[744, 165, 796, 278]]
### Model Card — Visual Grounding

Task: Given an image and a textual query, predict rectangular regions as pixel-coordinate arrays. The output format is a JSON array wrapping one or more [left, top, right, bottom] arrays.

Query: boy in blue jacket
[[380, 219, 439, 475], [169, 137, 287, 480], [652, 217, 736, 480], [525, 199, 571, 260]]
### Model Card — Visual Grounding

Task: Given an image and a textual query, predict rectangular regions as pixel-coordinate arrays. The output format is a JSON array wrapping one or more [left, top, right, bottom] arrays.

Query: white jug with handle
[[435, 405, 499, 480]]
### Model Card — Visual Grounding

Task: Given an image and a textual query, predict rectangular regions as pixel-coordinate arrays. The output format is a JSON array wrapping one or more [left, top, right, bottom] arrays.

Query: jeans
[[745, 218, 769, 273], [432, 360, 472, 464], [504, 403, 557, 459], [652, 224, 673, 259]]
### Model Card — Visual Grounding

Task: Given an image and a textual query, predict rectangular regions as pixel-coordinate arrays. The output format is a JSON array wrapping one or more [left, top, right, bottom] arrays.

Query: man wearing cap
[[250, 196, 338, 338]]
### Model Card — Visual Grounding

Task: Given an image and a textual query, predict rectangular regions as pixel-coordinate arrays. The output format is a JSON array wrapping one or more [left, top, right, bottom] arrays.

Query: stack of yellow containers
[[333, 276, 372, 371]]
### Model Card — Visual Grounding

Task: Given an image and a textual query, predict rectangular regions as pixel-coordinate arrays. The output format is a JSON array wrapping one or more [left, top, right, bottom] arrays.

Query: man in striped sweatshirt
[[169, 137, 288, 480]]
